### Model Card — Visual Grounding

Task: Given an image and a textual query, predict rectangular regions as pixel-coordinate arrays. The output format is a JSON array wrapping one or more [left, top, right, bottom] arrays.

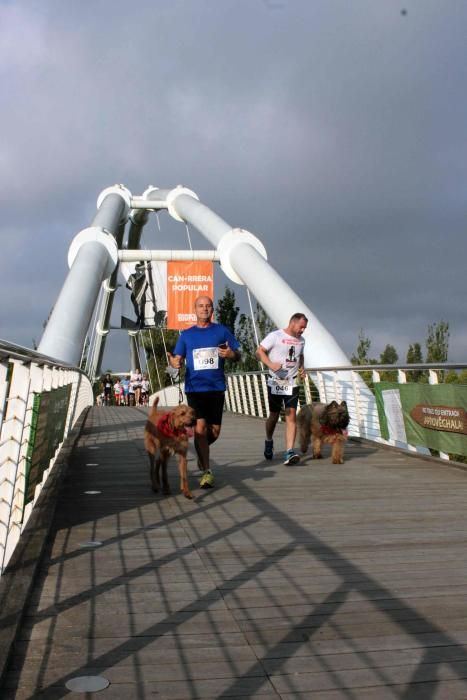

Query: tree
[[215, 287, 239, 332], [406, 342, 424, 382], [379, 344, 398, 365], [445, 367, 467, 387], [407, 342, 423, 364], [236, 313, 259, 372], [216, 288, 275, 373], [379, 343, 398, 382], [350, 330, 377, 388], [236, 300, 275, 372], [255, 302, 275, 340], [142, 327, 180, 392], [426, 321, 449, 363], [351, 330, 375, 365]]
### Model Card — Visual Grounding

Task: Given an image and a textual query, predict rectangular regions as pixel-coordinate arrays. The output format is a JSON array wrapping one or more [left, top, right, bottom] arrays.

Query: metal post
[[87, 220, 126, 380], [38, 187, 130, 365], [129, 331, 139, 372]]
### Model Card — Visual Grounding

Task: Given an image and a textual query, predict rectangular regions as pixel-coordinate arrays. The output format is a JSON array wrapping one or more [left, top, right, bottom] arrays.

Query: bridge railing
[[0, 341, 94, 574], [225, 363, 467, 460]]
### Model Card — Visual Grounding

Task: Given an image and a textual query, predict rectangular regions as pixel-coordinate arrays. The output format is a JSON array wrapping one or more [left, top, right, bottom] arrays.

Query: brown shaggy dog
[[144, 397, 197, 499], [297, 400, 350, 464]]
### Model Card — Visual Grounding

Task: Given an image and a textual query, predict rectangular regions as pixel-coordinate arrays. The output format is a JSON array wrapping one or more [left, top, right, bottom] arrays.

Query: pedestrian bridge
[[2, 391, 467, 698], [1, 184, 466, 698]]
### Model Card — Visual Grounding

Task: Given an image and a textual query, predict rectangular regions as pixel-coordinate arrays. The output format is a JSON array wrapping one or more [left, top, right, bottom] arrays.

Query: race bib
[[193, 347, 219, 371], [270, 381, 293, 396]]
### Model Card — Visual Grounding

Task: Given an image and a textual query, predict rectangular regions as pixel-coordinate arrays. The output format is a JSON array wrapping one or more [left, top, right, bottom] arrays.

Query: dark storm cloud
[[0, 0, 465, 368]]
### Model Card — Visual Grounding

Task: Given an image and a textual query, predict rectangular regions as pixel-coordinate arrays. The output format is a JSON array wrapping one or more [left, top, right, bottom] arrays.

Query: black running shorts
[[267, 386, 300, 413], [186, 391, 225, 426]]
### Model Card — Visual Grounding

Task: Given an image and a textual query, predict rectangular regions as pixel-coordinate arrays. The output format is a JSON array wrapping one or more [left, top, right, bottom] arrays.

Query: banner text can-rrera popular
[[166, 261, 214, 330]]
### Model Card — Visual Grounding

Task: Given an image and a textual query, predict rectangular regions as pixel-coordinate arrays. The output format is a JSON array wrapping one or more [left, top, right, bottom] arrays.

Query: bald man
[[168, 296, 240, 489]]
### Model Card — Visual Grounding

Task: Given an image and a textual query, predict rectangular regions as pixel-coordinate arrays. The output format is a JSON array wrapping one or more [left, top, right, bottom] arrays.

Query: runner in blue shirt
[[168, 296, 240, 489]]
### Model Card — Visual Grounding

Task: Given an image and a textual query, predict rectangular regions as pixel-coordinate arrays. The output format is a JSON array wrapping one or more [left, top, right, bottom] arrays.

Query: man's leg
[[283, 389, 300, 465], [206, 424, 221, 446], [195, 421, 221, 470], [284, 408, 297, 451], [194, 419, 208, 467], [265, 412, 279, 440]]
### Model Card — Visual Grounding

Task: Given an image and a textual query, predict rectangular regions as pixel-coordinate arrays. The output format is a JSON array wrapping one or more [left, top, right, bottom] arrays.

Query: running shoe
[[283, 449, 300, 466], [199, 470, 215, 489], [264, 440, 274, 460]]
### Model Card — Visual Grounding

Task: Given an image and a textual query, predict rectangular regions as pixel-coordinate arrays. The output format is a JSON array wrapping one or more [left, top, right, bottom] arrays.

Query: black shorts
[[186, 391, 225, 426], [267, 386, 300, 413]]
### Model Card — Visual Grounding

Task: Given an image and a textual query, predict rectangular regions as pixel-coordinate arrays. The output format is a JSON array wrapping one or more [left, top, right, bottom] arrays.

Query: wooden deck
[[3, 406, 467, 699]]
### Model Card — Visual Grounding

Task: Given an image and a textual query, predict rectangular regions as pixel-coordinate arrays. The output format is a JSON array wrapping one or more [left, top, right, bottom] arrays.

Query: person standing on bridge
[[256, 313, 308, 465], [167, 295, 241, 489]]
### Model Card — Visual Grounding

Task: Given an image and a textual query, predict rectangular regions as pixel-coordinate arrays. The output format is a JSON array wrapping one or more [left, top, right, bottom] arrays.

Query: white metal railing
[[225, 363, 467, 460], [0, 340, 94, 574]]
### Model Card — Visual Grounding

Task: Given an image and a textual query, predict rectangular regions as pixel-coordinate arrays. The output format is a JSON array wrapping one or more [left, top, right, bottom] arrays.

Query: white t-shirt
[[130, 372, 142, 388], [260, 329, 305, 387]]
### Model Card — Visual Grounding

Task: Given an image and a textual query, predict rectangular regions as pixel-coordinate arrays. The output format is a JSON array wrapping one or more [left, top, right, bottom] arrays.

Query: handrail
[[0, 341, 94, 574], [224, 362, 467, 462], [0, 339, 90, 371], [231, 362, 467, 375]]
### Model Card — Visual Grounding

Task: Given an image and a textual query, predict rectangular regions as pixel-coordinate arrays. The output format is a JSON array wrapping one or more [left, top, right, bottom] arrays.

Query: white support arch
[[36, 183, 377, 436]]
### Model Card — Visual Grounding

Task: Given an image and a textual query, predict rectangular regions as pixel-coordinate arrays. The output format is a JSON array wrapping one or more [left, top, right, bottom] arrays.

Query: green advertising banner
[[375, 382, 467, 456], [24, 385, 72, 509]]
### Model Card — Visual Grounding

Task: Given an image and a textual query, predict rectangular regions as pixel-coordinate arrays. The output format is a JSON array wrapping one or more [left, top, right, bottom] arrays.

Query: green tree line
[[351, 321, 466, 385]]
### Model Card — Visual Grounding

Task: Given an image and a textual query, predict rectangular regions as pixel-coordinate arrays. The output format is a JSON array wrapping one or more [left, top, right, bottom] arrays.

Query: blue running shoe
[[283, 449, 300, 466]]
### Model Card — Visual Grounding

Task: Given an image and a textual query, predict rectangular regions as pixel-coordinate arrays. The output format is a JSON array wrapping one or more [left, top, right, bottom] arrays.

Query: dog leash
[[165, 365, 184, 405]]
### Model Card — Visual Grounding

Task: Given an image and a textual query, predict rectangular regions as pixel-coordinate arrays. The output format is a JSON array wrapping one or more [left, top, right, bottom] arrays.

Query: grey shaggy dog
[[297, 400, 350, 464]]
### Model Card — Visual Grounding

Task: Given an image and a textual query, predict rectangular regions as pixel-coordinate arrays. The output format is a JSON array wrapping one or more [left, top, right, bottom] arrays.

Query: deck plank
[[3, 406, 467, 699]]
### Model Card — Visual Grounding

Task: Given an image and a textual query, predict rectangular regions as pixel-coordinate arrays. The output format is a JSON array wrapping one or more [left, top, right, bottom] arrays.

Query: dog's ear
[[340, 401, 348, 408], [172, 405, 183, 427], [329, 401, 338, 407]]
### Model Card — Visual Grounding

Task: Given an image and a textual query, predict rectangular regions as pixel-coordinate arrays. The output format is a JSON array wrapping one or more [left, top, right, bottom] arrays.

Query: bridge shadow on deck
[[3, 407, 467, 699]]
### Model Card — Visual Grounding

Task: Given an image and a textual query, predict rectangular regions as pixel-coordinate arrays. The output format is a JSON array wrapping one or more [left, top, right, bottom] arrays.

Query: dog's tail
[[148, 396, 160, 417]]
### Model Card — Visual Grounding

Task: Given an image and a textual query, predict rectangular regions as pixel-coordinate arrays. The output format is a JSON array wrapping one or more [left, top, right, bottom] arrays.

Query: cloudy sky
[[1, 0, 466, 371]]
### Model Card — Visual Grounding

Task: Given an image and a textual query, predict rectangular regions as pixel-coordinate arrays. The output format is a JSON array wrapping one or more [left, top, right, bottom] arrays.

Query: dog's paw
[[182, 489, 193, 500], [151, 482, 159, 493], [312, 453, 323, 460], [332, 458, 344, 465]]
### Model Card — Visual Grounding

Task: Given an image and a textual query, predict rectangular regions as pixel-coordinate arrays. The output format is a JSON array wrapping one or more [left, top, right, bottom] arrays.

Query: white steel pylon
[[37, 184, 374, 423]]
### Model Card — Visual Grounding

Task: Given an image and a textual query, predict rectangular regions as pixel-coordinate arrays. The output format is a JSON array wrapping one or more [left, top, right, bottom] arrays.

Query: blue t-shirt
[[173, 323, 240, 392]]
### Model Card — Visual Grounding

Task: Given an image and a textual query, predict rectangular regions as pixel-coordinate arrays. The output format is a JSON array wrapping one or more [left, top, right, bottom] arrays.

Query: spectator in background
[[102, 373, 113, 406], [141, 373, 150, 406], [120, 376, 130, 405], [130, 368, 142, 406]]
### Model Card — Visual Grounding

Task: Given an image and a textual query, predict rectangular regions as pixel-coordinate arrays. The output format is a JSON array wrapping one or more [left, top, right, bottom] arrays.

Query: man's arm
[[218, 342, 240, 362], [255, 345, 282, 372]]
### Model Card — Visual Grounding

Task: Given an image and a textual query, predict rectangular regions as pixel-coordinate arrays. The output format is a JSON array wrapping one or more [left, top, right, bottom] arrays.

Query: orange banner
[[166, 261, 214, 330]]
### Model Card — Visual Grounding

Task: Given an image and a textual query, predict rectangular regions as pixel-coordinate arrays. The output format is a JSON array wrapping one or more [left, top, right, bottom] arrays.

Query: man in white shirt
[[256, 313, 308, 465]]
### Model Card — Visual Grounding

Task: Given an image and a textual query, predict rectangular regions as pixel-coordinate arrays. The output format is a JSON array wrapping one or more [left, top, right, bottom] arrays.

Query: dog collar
[[320, 425, 348, 437], [157, 413, 186, 439]]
